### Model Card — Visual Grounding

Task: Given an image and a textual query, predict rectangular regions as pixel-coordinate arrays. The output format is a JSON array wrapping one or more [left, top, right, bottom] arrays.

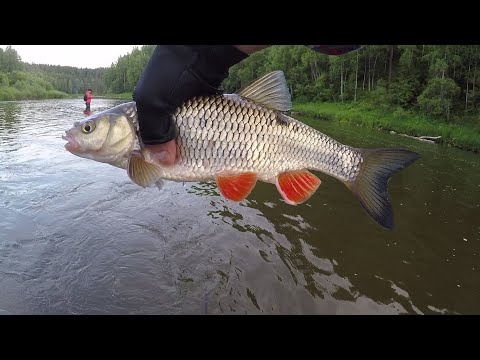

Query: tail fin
[[345, 148, 420, 230]]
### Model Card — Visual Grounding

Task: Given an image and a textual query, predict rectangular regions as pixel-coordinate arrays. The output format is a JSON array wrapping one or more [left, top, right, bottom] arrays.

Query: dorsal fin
[[235, 70, 292, 112]]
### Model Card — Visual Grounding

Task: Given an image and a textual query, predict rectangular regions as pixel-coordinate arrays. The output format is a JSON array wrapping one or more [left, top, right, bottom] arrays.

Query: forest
[[1, 45, 479, 150]]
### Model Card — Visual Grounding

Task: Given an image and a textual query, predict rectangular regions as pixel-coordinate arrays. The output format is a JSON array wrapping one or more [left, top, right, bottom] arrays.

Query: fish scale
[[168, 93, 362, 183]]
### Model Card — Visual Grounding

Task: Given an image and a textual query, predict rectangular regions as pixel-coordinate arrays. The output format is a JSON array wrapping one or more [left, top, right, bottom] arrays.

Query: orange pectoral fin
[[276, 170, 321, 205], [215, 172, 257, 202]]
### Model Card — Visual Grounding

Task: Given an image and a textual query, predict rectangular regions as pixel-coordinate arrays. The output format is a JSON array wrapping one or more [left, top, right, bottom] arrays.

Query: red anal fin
[[276, 170, 321, 205], [215, 172, 257, 202]]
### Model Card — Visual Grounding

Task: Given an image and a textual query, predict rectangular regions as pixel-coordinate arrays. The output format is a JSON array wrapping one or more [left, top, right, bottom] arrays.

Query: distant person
[[84, 89, 92, 113]]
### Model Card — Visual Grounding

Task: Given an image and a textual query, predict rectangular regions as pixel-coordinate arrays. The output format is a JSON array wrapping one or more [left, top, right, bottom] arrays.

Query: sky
[[0, 45, 139, 68]]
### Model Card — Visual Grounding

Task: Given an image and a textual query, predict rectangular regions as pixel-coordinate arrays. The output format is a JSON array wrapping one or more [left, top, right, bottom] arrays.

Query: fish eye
[[81, 121, 95, 134]]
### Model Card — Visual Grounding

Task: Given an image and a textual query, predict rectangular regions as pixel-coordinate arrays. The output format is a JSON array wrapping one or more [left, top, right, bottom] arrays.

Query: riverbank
[[99, 92, 132, 100], [0, 87, 69, 101], [293, 102, 480, 153], [0, 91, 132, 102]]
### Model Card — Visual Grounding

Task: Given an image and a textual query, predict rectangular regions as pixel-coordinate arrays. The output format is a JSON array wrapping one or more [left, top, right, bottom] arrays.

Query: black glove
[[133, 45, 248, 145]]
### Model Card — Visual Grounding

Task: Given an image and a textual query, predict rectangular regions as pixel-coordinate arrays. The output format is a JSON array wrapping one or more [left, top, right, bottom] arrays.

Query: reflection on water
[[1, 99, 479, 314], [0, 102, 21, 154]]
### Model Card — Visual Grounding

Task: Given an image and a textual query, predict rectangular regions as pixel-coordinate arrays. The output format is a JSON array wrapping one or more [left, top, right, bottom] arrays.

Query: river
[[1, 98, 479, 314]]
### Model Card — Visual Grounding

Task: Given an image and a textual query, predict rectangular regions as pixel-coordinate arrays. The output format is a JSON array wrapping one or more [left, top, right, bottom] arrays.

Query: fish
[[62, 71, 420, 230]]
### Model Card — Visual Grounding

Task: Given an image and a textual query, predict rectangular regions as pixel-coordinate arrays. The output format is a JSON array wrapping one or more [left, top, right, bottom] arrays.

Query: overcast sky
[[0, 45, 140, 68]]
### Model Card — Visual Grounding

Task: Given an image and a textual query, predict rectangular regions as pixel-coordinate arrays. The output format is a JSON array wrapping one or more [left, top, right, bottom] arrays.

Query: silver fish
[[63, 71, 419, 229]]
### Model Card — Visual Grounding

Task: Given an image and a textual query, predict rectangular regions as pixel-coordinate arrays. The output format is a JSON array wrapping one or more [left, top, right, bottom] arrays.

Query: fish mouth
[[62, 131, 81, 152]]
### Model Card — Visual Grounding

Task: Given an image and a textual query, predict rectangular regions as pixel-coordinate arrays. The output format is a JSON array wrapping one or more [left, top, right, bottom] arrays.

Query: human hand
[[145, 140, 177, 167]]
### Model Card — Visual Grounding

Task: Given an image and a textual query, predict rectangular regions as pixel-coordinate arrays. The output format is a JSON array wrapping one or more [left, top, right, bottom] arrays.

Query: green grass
[[293, 102, 480, 152], [0, 86, 69, 101]]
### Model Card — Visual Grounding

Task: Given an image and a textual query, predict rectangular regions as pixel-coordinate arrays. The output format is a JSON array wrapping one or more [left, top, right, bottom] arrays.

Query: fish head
[[63, 102, 137, 165]]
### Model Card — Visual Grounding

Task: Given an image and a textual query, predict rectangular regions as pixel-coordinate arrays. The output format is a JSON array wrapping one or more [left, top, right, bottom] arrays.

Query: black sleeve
[[133, 45, 248, 145]]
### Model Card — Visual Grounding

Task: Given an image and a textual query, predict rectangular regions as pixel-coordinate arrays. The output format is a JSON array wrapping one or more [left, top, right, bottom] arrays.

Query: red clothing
[[85, 90, 92, 104]]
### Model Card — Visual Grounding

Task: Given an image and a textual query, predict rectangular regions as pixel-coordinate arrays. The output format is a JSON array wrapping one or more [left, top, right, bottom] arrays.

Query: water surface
[[1, 99, 479, 314]]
